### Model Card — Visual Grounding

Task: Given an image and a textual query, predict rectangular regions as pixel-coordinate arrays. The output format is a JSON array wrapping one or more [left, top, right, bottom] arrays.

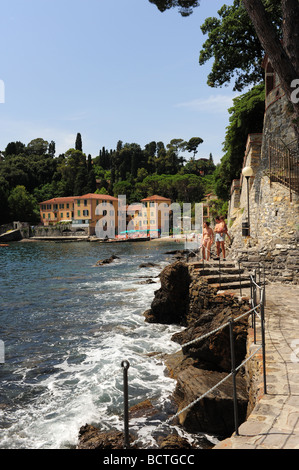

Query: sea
[[0, 238, 216, 449]]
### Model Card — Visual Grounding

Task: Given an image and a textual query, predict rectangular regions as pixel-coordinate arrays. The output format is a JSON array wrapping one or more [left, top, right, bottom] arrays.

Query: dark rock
[[171, 305, 248, 373], [77, 425, 131, 449], [158, 434, 192, 449], [172, 366, 248, 437], [144, 261, 191, 325], [95, 255, 120, 266], [139, 262, 159, 268], [138, 279, 156, 284]]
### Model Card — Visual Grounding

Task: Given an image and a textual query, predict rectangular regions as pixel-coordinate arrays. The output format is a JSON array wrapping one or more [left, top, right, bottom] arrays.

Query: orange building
[[39, 193, 172, 238], [141, 195, 172, 236], [39, 197, 75, 225], [73, 193, 119, 236]]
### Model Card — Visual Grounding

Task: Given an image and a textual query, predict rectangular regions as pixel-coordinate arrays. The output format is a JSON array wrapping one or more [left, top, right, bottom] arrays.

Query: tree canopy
[[0, 134, 216, 225], [149, 0, 299, 133]]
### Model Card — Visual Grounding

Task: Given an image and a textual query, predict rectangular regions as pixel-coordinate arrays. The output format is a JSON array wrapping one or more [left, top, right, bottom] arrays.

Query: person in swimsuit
[[201, 221, 214, 261], [220, 216, 231, 244], [214, 216, 226, 260]]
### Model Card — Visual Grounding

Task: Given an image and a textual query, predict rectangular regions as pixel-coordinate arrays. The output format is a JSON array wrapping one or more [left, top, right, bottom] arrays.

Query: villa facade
[[39, 193, 172, 237]]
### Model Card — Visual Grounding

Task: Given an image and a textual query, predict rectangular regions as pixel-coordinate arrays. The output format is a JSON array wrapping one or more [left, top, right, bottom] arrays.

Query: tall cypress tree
[[75, 133, 82, 152]]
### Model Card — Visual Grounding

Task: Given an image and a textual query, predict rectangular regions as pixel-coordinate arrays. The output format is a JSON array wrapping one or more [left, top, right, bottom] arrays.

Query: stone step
[[191, 261, 236, 269], [193, 267, 245, 276], [205, 274, 249, 284], [209, 281, 252, 290]]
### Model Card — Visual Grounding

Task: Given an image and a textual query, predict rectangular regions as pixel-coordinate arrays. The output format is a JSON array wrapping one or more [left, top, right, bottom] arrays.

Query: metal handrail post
[[229, 319, 239, 436], [260, 290, 267, 394], [121, 360, 130, 448], [238, 260, 242, 297]]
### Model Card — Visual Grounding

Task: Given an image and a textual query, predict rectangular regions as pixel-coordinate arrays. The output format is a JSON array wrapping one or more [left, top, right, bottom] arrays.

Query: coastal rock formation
[[172, 367, 248, 436], [144, 261, 191, 325], [144, 261, 250, 438], [77, 425, 130, 449], [94, 254, 120, 266], [77, 260, 251, 448]]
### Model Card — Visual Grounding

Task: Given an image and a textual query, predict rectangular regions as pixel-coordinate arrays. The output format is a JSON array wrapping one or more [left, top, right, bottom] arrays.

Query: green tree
[[27, 138, 49, 155], [199, 0, 281, 91], [75, 133, 83, 152], [149, 0, 299, 134], [57, 148, 87, 195], [8, 185, 39, 223], [185, 137, 203, 159], [4, 141, 26, 157], [214, 83, 265, 200]]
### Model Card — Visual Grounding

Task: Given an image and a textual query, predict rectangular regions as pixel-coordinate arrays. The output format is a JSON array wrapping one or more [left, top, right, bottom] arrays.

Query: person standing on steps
[[214, 216, 226, 261], [201, 221, 214, 261], [220, 216, 232, 245]]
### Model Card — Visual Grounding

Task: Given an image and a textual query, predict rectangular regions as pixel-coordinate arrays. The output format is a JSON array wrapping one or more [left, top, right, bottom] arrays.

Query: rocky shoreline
[[77, 259, 252, 450]]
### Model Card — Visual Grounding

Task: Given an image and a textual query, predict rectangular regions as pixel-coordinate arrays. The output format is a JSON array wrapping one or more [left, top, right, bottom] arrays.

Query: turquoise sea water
[[0, 239, 200, 449]]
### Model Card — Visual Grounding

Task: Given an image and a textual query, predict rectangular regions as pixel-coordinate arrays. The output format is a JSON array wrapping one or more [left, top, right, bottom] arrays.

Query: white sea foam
[[0, 240, 190, 449]]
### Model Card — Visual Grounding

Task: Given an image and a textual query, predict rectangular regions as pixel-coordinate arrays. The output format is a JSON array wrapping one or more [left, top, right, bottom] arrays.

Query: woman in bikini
[[202, 221, 214, 261]]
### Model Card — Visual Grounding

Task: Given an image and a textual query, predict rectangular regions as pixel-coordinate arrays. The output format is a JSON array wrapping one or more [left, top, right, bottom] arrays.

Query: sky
[[0, 0, 237, 164]]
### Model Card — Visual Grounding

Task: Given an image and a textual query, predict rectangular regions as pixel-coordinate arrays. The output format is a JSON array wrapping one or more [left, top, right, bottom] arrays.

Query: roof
[[76, 193, 118, 201], [39, 197, 75, 205], [141, 195, 171, 202]]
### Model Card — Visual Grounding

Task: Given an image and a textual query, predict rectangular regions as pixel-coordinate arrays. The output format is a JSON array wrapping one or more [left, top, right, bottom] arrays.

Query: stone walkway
[[214, 282, 299, 449]]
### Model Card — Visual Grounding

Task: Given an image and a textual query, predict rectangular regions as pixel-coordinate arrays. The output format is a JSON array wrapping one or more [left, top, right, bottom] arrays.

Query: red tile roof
[[39, 197, 75, 205], [77, 193, 118, 200], [141, 195, 171, 202]]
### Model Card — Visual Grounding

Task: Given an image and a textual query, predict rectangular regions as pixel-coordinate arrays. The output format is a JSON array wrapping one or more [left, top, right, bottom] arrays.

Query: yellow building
[[39, 193, 172, 238], [141, 195, 172, 236], [73, 193, 119, 236], [39, 197, 75, 225]]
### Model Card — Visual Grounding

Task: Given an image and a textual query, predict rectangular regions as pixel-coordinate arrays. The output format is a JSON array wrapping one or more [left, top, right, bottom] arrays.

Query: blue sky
[[0, 0, 237, 164]]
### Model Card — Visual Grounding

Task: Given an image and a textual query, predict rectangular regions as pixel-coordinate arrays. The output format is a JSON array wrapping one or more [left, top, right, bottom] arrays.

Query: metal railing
[[120, 271, 267, 448], [268, 138, 299, 201]]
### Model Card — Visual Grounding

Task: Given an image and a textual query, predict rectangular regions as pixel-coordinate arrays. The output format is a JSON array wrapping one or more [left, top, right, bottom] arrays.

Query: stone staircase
[[189, 259, 252, 292]]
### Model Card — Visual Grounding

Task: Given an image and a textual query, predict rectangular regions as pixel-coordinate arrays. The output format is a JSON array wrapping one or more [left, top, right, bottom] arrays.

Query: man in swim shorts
[[214, 216, 226, 260]]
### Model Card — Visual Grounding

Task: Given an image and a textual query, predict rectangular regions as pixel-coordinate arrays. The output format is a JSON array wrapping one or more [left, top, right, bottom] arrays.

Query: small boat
[[0, 244, 9, 247]]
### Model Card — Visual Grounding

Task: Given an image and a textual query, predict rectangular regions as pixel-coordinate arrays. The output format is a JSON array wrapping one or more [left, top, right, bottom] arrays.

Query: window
[[43, 213, 45, 218], [48, 213, 51, 219], [66, 203, 69, 209], [77, 210, 81, 217], [59, 204, 64, 209], [77, 200, 81, 206], [83, 210, 89, 216], [61, 213, 63, 218], [84, 200, 88, 206], [67, 213, 70, 218]]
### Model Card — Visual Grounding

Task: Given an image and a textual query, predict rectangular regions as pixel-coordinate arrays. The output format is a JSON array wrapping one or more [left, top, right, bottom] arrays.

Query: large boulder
[[77, 425, 129, 449], [172, 366, 248, 437], [144, 261, 191, 325], [171, 304, 249, 373]]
